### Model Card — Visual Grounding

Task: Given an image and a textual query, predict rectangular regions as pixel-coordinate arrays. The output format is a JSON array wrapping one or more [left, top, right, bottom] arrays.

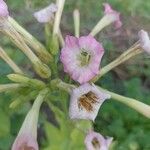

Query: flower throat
[[78, 91, 99, 112], [79, 49, 91, 66]]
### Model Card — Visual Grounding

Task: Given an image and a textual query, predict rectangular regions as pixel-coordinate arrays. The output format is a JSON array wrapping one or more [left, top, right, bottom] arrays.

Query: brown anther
[[92, 137, 100, 149], [78, 91, 99, 112], [20, 144, 34, 150]]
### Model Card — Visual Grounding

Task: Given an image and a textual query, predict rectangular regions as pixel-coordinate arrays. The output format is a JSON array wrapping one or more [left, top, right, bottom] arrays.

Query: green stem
[[8, 17, 53, 63], [44, 23, 52, 49], [97, 86, 150, 119], [91, 44, 142, 83], [0, 47, 23, 74], [73, 9, 80, 38]]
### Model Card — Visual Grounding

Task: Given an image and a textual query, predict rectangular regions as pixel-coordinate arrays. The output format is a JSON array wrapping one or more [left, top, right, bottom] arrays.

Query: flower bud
[[33, 60, 51, 78], [7, 74, 46, 89], [0, 83, 21, 93]]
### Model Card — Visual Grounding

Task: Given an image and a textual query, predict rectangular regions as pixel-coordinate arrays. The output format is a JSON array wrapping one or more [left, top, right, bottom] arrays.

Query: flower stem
[[90, 14, 117, 36], [51, 78, 76, 93], [8, 17, 53, 63], [58, 29, 64, 47], [3, 23, 51, 78], [73, 9, 80, 38], [97, 86, 150, 119], [20, 88, 49, 138], [53, 0, 65, 36], [0, 46, 23, 74], [91, 44, 142, 82]]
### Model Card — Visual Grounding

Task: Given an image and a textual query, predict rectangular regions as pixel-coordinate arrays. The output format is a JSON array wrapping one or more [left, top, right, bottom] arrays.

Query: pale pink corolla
[[34, 3, 57, 23], [69, 83, 111, 121], [60, 35, 104, 84], [11, 108, 39, 150], [0, 0, 9, 17], [103, 3, 122, 29], [85, 131, 113, 150], [10, 91, 46, 150], [138, 30, 150, 54]]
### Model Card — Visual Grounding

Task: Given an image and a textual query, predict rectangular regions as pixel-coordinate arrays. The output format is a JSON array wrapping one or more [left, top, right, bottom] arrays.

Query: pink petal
[[138, 30, 150, 54], [103, 3, 122, 29], [77, 68, 96, 84], [34, 3, 57, 23], [85, 131, 113, 150], [0, 0, 9, 17], [12, 133, 38, 150], [103, 3, 114, 14], [65, 35, 79, 49], [69, 83, 111, 121]]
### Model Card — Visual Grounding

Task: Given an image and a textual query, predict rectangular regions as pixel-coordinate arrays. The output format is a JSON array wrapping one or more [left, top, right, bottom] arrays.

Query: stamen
[[20, 143, 34, 150], [79, 50, 91, 66], [78, 91, 99, 112], [92, 137, 101, 149]]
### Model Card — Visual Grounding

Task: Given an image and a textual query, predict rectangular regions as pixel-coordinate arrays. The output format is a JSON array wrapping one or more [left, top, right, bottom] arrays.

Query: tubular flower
[[11, 89, 48, 150], [138, 30, 150, 54], [0, 0, 9, 18], [34, 3, 57, 23], [60, 35, 104, 84], [103, 3, 122, 29], [85, 131, 113, 150], [11, 108, 39, 150], [69, 83, 111, 121]]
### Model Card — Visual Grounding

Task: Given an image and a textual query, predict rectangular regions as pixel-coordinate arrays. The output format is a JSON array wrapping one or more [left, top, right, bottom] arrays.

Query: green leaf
[[0, 109, 10, 137], [44, 121, 62, 144]]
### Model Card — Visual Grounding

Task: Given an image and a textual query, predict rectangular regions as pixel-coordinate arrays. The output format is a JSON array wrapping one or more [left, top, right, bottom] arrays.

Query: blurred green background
[[0, 0, 150, 149]]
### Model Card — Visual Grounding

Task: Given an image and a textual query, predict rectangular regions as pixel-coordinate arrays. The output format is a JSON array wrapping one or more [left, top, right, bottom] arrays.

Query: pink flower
[[0, 0, 9, 17], [85, 131, 113, 150], [11, 108, 39, 150], [12, 133, 38, 150], [34, 3, 57, 23], [69, 83, 111, 121], [60, 35, 104, 84], [138, 30, 150, 54], [11, 88, 48, 150], [103, 3, 122, 29]]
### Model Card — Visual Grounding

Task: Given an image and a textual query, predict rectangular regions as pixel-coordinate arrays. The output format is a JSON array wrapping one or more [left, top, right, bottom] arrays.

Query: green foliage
[[0, 109, 10, 137], [0, 0, 150, 150], [95, 77, 150, 150]]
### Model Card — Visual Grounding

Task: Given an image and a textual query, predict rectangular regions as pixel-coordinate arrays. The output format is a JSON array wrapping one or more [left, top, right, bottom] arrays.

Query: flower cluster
[[0, 0, 150, 150]]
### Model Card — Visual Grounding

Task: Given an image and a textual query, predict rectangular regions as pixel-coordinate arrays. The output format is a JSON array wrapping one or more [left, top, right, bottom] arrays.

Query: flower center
[[92, 137, 101, 149], [20, 144, 35, 150], [78, 91, 99, 112], [78, 49, 91, 66]]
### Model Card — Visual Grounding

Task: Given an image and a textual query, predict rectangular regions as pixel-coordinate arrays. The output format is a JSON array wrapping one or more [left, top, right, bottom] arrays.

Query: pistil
[[79, 50, 91, 66]]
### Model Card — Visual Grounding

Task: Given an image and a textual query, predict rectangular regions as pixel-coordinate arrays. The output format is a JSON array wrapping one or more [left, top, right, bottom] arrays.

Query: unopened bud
[[33, 61, 51, 78], [7, 74, 46, 89]]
